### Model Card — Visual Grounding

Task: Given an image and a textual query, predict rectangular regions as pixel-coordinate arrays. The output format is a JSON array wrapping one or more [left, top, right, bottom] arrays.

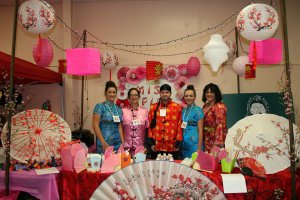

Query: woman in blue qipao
[[181, 85, 204, 158], [92, 81, 124, 153]]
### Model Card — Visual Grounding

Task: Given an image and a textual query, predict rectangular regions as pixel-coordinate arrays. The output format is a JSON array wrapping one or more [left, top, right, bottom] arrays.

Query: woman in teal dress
[[92, 81, 124, 153], [181, 85, 204, 158]]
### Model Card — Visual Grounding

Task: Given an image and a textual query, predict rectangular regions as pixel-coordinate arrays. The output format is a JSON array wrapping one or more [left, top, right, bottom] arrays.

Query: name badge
[[132, 119, 141, 125], [160, 109, 166, 117], [113, 115, 120, 122], [181, 121, 187, 129]]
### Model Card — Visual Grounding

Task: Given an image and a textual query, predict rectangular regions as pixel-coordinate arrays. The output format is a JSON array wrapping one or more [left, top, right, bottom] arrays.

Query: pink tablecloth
[[0, 170, 59, 200]]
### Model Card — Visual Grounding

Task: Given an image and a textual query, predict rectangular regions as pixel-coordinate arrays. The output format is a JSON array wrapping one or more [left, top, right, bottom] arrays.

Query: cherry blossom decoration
[[232, 56, 251, 76], [32, 37, 53, 67], [224, 39, 237, 58], [236, 3, 279, 41], [203, 34, 229, 72], [100, 52, 119, 70], [162, 65, 180, 82], [18, 0, 56, 34]]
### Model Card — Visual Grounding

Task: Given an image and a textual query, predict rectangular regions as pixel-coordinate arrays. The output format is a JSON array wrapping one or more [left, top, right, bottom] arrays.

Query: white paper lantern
[[232, 56, 251, 76], [203, 34, 229, 72], [236, 3, 279, 41], [18, 0, 56, 34], [100, 52, 119, 70]]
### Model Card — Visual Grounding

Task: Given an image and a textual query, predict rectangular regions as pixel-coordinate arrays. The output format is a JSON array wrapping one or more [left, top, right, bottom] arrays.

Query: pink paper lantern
[[18, 0, 56, 34], [66, 48, 101, 76], [187, 57, 201, 76], [249, 38, 282, 65], [32, 37, 53, 67]]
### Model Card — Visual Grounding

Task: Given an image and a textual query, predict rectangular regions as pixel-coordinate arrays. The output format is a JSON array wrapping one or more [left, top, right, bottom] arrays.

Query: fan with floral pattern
[[91, 160, 226, 200]]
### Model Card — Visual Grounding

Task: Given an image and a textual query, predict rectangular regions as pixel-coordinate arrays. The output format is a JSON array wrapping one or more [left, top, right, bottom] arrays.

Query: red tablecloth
[[59, 166, 300, 200]]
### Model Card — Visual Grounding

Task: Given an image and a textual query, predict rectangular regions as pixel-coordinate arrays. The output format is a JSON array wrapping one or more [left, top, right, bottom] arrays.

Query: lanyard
[[183, 103, 195, 122], [104, 102, 119, 117]]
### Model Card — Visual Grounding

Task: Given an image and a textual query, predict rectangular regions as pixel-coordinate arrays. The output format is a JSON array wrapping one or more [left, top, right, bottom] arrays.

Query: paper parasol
[[91, 160, 226, 199], [1, 109, 71, 163], [225, 114, 300, 174]]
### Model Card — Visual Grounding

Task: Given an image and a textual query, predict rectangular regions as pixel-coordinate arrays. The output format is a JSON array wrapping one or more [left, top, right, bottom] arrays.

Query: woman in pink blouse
[[202, 83, 228, 153], [122, 88, 149, 156]]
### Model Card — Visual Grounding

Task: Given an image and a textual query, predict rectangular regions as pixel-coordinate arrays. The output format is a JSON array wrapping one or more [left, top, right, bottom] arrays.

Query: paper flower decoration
[[203, 34, 229, 72], [126, 68, 141, 85], [117, 89, 128, 100], [135, 66, 146, 79], [232, 56, 251, 76], [100, 52, 119, 70], [236, 3, 279, 41], [163, 65, 180, 82], [178, 64, 189, 77], [32, 37, 53, 67], [187, 57, 201, 76], [249, 38, 282, 65], [174, 76, 190, 91], [117, 67, 129, 82], [18, 0, 56, 34], [116, 99, 130, 108]]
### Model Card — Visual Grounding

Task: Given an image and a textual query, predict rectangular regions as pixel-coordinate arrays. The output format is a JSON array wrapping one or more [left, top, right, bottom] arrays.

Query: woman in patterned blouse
[[202, 83, 228, 153]]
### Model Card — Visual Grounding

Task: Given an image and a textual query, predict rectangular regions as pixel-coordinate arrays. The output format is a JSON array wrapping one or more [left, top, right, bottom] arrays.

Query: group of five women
[[92, 81, 227, 159]]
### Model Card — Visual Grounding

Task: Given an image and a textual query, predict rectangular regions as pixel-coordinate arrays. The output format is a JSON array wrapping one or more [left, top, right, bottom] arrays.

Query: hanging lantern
[[236, 3, 279, 41], [224, 39, 237, 58], [32, 37, 53, 67], [203, 34, 229, 72], [232, 56, 250, 76], [66, 48, 101, 76], [18, 0, 56, 34], [146, 61, 163, 80], [187, 56, 201, 76], [249, 38, 282, 65], [100, 52, 119, 70]]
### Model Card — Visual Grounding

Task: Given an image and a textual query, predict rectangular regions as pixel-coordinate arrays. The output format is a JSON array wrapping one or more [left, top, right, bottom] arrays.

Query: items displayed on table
[[155, 153, 174, 161]]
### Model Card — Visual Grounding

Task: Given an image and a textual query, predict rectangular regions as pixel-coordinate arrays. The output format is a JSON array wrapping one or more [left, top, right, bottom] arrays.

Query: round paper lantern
[[18, 0, 56, 34], [100, 52, 119, 70], [232, 56, 251, 76], [203, 34, 229, 72], [236, 4, 279, 41], [187, 57, 201, 76], [224, 39, 237, 58], [32, 37, 53, 67]]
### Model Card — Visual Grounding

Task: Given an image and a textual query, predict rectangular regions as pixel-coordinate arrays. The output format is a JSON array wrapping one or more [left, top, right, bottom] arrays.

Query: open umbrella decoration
[[1, 109, 71, 163], [91, 160, 226, 200], [225, 114, 300, 174]]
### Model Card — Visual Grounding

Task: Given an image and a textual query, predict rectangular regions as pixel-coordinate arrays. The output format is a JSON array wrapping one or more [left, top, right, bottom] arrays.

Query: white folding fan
[[225, 114, 300, 174], [91, 160, 226, 200]]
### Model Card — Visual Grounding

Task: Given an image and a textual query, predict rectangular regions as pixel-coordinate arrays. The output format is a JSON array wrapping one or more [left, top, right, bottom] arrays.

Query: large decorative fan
[[91, 160, 226, 200], [225, 114, 300, 174], [74, 148, 87, 173], [1, 109, 71, 163]]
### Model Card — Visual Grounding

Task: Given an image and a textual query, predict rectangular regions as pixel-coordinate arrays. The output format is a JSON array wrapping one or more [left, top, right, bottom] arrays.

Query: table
[[0, 170, 59, 200], [59, 166, 300, 200]]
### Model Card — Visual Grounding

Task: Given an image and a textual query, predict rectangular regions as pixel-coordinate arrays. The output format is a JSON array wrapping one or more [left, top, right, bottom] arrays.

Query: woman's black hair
[[150, 99, 161, 129], [127, 88, 140, 98], [105, 81, 117, 93], [202, 83, 223, 103], [184, 84, 196, 97]]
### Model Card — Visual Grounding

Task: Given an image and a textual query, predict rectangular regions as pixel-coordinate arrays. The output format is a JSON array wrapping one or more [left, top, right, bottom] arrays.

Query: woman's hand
[[102, 142, 109, 151]]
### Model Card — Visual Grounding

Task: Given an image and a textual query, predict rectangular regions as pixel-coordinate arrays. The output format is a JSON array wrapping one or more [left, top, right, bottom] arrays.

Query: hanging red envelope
[[245, 64, 256, 79]]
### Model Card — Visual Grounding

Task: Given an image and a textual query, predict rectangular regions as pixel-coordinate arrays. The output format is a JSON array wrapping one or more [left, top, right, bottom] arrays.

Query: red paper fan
[[117, 66, 130, 80], [237, 157, 266, 179], [74, 148, 87, 173], [126, 68, 141, 85], [196, 151, 218, 171]]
